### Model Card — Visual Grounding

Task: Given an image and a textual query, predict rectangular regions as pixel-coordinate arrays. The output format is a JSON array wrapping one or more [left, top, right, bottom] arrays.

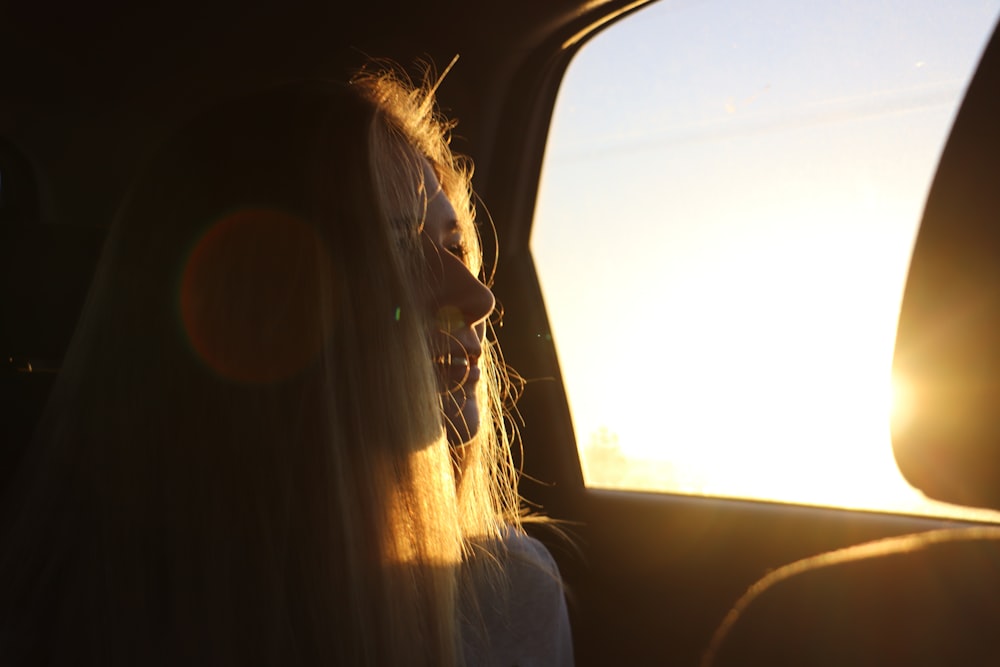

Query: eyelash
[[446, 241, 468, 262]]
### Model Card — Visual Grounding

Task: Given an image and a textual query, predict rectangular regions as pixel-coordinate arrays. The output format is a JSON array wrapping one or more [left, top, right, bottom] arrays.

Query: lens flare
[[179, 209, 333, 384], [434, 305, 465, 329]]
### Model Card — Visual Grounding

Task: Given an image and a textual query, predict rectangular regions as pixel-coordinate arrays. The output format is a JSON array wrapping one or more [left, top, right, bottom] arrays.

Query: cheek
[[418, 252, 448, 313]]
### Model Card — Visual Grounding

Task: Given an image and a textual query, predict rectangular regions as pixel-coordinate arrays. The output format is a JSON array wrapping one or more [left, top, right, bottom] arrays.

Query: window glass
[[532, 0, 1000, 519]]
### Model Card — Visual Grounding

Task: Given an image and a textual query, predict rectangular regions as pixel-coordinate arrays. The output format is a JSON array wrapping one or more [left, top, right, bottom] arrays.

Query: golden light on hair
[[179, 209, 333, 384], [381, 441, 464, 567]]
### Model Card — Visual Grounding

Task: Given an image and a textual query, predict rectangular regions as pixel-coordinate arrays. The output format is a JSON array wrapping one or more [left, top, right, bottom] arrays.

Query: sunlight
[[585, 198, 911, 508], [888, 371, 916, 434]]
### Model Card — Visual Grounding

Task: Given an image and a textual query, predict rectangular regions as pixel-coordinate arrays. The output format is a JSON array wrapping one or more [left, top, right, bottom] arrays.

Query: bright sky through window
[[532, 0, 1000, 519]]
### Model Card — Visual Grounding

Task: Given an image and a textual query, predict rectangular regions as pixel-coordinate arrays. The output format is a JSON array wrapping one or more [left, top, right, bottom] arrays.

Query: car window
[[533, 0, 1000, 520]]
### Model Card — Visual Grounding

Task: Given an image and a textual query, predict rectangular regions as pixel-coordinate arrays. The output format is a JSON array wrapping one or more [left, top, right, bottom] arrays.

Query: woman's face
[[418, 161, 496, 446]]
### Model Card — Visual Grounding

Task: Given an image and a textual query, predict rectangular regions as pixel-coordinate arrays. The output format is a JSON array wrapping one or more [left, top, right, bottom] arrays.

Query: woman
[[0, 67, 571, 666]]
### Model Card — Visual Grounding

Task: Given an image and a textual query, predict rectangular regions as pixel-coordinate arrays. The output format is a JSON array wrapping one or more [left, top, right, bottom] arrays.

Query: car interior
[[4, 1, 1000, 665]]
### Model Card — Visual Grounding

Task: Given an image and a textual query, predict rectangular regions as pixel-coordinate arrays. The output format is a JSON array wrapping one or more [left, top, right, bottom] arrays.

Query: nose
[[434, 253, 496, 331]]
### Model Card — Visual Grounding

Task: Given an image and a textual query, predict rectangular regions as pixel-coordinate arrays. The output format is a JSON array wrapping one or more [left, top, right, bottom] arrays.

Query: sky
[[531, 0, 1000, 518]]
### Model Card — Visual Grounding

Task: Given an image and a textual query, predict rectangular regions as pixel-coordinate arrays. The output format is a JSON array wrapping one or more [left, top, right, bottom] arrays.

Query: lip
[[447, 362, 480, 387]]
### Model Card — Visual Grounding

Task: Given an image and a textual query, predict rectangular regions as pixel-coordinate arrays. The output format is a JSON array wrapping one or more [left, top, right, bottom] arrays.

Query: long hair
[[353, 66, 525, 546], [0, 71, 522, 666]]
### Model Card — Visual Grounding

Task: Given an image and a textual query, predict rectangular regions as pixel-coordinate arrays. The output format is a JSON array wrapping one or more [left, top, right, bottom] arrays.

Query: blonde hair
[[353, 65, 524, 544], [0, 68, 528, 666]]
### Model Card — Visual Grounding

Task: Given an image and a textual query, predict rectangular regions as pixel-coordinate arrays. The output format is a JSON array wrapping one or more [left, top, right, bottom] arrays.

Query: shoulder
[[501, 531, 564, 600], [466, 529, 574, 667]]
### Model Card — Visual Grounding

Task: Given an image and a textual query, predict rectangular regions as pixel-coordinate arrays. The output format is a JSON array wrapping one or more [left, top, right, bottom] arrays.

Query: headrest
[[892, 24, 1000, 510], [1, 140, 107, 493]]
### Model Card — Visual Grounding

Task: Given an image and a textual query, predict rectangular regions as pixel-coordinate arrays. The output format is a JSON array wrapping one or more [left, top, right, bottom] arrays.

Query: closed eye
[[446, 241, 469, 262]]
